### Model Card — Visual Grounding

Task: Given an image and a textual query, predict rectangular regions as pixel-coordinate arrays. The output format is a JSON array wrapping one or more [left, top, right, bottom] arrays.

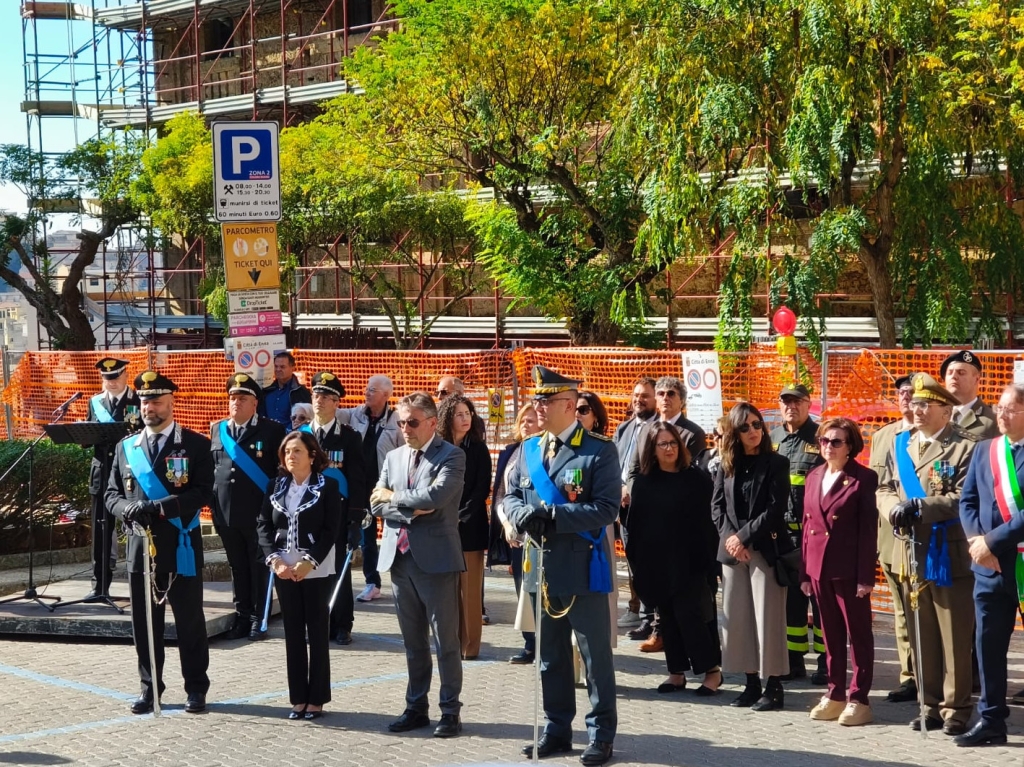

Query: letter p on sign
[[231, 137, 261, 174]]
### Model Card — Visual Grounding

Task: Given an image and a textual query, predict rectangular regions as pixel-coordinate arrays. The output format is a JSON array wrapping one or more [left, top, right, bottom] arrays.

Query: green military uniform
[[869, 417, 915, 689], [877, 374, 980, 729], [954, 399, 998, 439], [770, 415, 826, 673]]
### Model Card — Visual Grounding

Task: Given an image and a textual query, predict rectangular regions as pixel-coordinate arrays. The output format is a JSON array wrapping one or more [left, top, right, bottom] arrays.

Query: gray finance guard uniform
[[504, 421, 621, 745]]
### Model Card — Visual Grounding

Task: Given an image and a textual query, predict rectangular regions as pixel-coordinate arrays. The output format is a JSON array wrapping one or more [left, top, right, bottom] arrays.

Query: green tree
[[0, 137, 143, 350], [279, 110, 479, 349], [344, 0, 652, 344], [633, 0, 1024, 349]]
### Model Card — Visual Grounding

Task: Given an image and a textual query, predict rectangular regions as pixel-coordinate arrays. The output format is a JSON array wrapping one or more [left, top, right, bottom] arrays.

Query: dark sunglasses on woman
[[576, 405, 592, 416], [737, 420, 763, 434], [818, 437, 847, 449]]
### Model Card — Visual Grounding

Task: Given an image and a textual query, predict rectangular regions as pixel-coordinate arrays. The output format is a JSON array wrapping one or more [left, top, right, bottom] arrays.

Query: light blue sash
[[521, 436, 612, 594], [219, 421, 270, 491], [894, 430, 952, 587], [91, 393, 114, 424], [123, 439, 199, 577]]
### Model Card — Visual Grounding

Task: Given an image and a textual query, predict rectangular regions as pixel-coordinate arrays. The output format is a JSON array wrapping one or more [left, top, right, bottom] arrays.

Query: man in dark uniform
[[105, 371, 215, 715], [769, 383, 827, 683], [505, 366, 621, 766], [941, 350, 998, 439], [210, 373, 285, 640], [84, 357, 140, 601], [957, 383, 1024, 746], [307, 371, 368, 645]]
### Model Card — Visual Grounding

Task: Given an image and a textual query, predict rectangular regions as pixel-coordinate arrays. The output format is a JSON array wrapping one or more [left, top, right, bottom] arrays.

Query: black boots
[[730, 673, 763, 707], [751, 676, 784, 712]]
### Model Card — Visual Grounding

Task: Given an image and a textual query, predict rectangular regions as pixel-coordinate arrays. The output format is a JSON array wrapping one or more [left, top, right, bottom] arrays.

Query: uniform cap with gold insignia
[[778, 383, 811, 400], [939, 349, 982, 379], [910, 373, 958, 406], [531, 365, 582, 396], [226, 373, 261, 398], [133, 370, 178, 398], [95, 357, 129, 379], [311, 371, 345, 398]]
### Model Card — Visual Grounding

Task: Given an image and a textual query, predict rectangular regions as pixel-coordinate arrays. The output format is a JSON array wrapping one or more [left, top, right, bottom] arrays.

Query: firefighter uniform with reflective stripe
[[771, 419, 826, 673]]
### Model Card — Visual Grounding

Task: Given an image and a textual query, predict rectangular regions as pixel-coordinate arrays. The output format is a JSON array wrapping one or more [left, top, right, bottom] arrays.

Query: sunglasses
[[818, 437, 847, 449], [435, 390, 450, 398], [576, 405, 592, 416], [396, 418, 429, 429], [655, 390, 679, 398], [737, 421, 763, 434], [291, 416, 309, 423]]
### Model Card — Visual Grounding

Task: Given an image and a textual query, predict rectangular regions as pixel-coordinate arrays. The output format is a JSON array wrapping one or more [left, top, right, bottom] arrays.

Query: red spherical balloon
[[772, 306, 797, 336]]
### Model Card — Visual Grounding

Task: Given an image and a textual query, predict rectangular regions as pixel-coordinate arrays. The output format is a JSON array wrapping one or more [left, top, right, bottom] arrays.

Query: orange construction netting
[[4, 344, 1024, 619]]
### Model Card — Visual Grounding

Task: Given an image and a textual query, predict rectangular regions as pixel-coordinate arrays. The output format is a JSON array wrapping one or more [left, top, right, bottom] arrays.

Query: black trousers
[[128, 571, 210, 698], [786, 580, 825, 657], [329, 547, 355, 637], [660, 577, 718, 676], [217, 524, 266, 622], [277, 576, 332, 706], [90, 493, 118, 593]]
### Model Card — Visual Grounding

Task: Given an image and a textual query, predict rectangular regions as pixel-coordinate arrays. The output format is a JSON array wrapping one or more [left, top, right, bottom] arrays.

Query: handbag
[[486, 504, 512, 567], [769, 531, 801, 589]]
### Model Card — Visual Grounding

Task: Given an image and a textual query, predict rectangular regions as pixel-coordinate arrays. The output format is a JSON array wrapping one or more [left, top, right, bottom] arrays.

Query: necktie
[[544, 436, 561, 471], [396, 450, 423, 555], [917, 439, 928, 459], [149, 433, 163, 461], [317, 427, 326, 443], [953, 410, 962, 425], [231, 422, 241, 440]]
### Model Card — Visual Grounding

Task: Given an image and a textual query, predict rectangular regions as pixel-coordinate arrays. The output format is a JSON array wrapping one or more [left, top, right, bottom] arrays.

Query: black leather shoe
[[579, 740, 613, 766], [334, 631, 353, 646], [521, 734, 573, 758], [288, 706, 306, 720], [249, 620, 267, 641], [509, 650, 535, 665], [954, 720, 1008, 747], [83, 590, 101, 603], [809, 670, 829, 685], [750, 689, 784, 712], [433, 713, 462, 738], [942, 719, 968, 736], [185, 694, 206, 714], [226, 618, 250, 640], [887, 681, 918, 703], [656, 681, 686, 693], [910, 715, 943, 732], [304, 708, 324, 721], [730, 684, 763, 708], [780, 655, 806, 681], [130, 695, 154, 715], [388, 709, 430, 733], [627, 619, 653, 641]]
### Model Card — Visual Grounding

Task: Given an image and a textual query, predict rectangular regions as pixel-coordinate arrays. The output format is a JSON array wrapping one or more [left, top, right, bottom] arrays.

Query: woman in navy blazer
[[800, 417, 878, 727], [258, 430, 342, 720]]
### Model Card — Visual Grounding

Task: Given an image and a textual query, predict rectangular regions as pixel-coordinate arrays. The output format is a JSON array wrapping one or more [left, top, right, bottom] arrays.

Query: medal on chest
[[328, 449, 344, 469], [125, 474, 135, 493], [165, 451, 190, 487], [928, 460, 953, 493], [254, 440, 263, 458], [562, 467, 583, 502]]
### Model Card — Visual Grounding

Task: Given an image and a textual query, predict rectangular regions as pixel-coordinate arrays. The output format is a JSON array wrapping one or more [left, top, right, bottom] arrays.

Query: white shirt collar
[[145, 420, 175, 439], [313, 417, 335, 434], [556, 421, 579, 444], [416, 435, 435, 454], [954, 398, 978, 418]]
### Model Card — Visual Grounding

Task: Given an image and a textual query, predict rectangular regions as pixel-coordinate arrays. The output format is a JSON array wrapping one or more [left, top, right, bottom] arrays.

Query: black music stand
[[46, 421, 132, 613]]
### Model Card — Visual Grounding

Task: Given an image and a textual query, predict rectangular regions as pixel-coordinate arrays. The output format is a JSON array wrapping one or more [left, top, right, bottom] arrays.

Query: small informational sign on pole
[[682, 351, 725, 434], [232, 334, 288, 388]]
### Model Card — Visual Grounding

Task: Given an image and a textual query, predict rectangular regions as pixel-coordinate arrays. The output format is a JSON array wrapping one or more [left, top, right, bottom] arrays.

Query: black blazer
[[457, 438, 492, 552], [710, 451, 790, 566], [210, 416, 286, 529], [311, 420, 369, 529], [105, 423, 215, 573], [87, 387, 142, 494], [257, 473, 343, 569]]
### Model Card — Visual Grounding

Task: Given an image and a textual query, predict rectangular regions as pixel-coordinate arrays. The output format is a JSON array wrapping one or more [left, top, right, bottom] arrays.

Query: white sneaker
[[617, 610, 641, 628], [356, 584, 381, 602]]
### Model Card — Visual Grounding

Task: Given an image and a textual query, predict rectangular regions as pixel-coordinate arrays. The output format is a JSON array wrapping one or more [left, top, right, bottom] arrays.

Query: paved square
[[1, 571, 1023, 766]]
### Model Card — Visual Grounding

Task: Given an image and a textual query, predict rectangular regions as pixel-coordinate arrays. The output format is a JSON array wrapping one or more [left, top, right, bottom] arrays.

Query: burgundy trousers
[[811, 577, 874, 705]]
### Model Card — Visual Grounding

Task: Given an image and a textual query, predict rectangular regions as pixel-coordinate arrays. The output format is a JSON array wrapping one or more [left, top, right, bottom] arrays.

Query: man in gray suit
[[504, 366, 621, 766], [369, 392, 467, 738]]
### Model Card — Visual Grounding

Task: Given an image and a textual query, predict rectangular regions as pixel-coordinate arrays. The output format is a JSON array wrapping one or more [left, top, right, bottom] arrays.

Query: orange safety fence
[[5, 344, 1024, 620]]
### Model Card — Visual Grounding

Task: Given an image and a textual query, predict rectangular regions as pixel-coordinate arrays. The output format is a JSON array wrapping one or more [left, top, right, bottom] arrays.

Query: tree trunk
[[859, 244, 898, 348], [566, 312, 621, 346]]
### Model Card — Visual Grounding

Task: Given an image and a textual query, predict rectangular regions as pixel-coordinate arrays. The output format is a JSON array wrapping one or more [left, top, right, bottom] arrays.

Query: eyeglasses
[[655, 390, 679, 398], [656, 441, 678, 450], [737, 421, 763, 434], [995, 406, 1024, 417], [576, 405, 592, 416], [436, 389, 450, 398], [291, 416, 309, 423], [909, 400, 940, 412], [818, 437, 847, 449], [534, 396, 574, 409], [396, 418, 429, 429]]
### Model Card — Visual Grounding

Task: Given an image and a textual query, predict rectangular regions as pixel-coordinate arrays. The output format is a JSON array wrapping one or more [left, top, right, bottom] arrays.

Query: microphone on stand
[[52, 391, 83, 419]]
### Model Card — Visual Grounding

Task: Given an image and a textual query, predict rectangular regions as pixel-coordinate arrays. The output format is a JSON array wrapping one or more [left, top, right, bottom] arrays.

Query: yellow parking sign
[[223, 223, 281, 291]]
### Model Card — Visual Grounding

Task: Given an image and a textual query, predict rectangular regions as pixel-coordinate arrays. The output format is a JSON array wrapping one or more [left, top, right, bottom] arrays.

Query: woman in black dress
[[626, 421, 721, 694]]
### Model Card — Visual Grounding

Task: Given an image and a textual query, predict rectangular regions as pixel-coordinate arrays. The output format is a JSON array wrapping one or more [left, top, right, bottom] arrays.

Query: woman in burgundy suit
[[801, 417, 878, 727]]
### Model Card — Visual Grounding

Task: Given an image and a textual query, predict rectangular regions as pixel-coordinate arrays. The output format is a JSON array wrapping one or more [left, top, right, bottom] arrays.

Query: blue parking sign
[[218, 129, 274, 181]]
